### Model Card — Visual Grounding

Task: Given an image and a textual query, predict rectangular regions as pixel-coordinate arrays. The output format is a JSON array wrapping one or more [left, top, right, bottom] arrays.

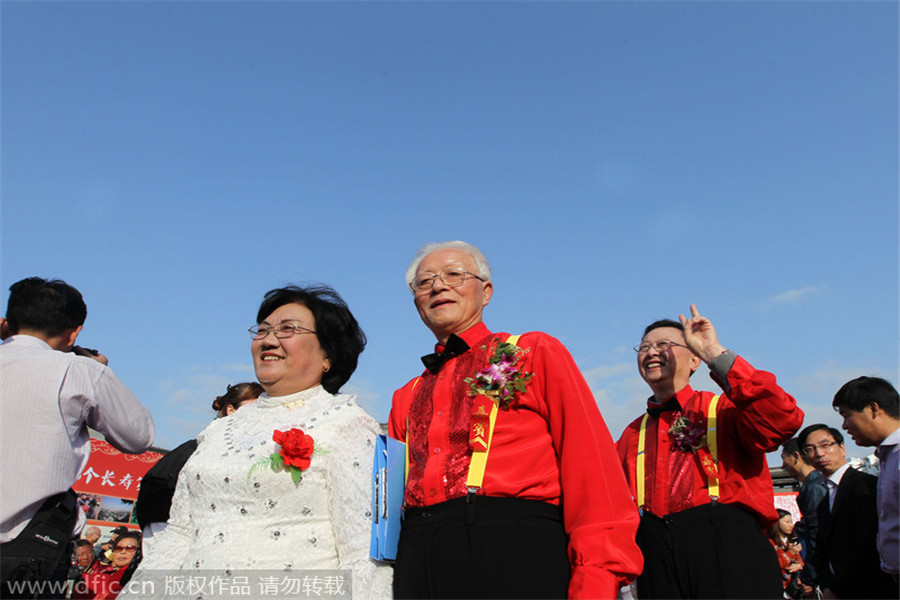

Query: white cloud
[[342, 379, 388, 422], [791, 360, 893, 397], [582, 362, 633, 385], [157, 366, 256, 417], [768, 286, 824, 305], [156, 415, 212, 450], [221, 363, 256, 375]]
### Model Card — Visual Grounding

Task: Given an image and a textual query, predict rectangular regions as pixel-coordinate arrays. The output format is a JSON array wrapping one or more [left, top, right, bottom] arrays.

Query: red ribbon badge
[[469, 396, 493, 452], [696, 447, 719, 480]]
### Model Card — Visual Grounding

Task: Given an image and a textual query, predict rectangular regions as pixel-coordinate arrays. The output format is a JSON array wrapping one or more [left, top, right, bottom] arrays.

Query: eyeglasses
[[411, 268, 484, 292], [802, 440, 840, 454], [633, 340, 688, 354], [248, 321, 317, 340], [113, 545, 138, 553]]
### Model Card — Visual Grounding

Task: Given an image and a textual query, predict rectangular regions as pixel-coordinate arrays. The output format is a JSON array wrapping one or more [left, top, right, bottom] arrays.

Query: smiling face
[[75, 545, 93, 569], [413, 249, 493, 343], [251, 303, 330, 397], [837, 404, 880, 447], [637, 327, 702, 400], [805, 428, 846, 476]]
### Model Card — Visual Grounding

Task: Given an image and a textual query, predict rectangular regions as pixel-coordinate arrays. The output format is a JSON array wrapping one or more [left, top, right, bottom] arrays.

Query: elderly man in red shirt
[[389, 241, 642, 600], [617, 307, 803, 599]]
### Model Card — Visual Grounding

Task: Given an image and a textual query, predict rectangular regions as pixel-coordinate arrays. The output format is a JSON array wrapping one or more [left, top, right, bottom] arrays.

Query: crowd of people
[[0, 241, 897, 600]]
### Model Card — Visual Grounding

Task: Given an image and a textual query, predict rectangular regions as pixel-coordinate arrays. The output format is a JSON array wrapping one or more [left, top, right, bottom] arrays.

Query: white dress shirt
[[825, 462, 852, 511], [0, 334, 155, 542]]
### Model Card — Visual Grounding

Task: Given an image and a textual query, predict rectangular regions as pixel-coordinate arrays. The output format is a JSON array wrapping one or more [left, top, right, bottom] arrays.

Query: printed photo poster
[[774, 491, 800, 523], [74, 439, 163, 533]]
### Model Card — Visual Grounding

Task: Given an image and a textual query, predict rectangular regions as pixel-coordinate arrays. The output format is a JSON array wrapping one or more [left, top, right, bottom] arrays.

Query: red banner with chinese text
[[74, 439, 163, 500]]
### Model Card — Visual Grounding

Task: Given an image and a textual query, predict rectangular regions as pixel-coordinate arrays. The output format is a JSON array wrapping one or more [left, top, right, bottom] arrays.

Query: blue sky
[[2, 1, 897, 464]]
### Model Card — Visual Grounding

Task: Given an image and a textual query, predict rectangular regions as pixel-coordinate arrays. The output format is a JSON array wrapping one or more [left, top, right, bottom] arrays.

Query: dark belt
[[641, 501, 760, 529], [403, 495, 562, 527]]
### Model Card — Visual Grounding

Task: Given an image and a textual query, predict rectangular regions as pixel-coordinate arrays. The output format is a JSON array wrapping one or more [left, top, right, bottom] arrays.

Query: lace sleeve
[[322, 409, 393, 599], [121, 428, 215, 597]]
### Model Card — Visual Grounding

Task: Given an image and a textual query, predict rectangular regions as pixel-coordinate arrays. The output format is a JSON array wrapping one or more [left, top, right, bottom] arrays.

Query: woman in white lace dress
[[123, 286, 391, 599]]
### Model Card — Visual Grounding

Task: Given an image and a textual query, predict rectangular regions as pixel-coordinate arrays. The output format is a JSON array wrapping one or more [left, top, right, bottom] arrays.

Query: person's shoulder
[[843, 466, 878, 486], [512, 330, 571, 353], [1, 335, 71, 360], [70, 353, 110, 375], [195, 413, 231, 441], [512, 330, 556, 343], [331, 393, 379, 423], [394, 374, 426, 395], [805, 469, 827, 485], [837, 467, 879, 501], [620, 413, 647, 435]]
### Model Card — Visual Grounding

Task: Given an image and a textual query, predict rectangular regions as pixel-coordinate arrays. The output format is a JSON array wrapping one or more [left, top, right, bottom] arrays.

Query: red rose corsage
[[249, 428, 316, 485]]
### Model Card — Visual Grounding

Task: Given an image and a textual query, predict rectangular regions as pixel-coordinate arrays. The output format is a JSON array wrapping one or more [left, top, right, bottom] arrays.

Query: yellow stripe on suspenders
[[465, 403, 498, 490], [465, 334, 520, 492], [706, 394, 720, 500], [635, 394, 721, 509], [636, 414, 649, 509]]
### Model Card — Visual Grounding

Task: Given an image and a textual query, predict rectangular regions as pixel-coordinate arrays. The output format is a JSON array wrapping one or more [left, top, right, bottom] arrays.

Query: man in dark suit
[[798, 423, 895, 599], [781, 437, 828, 596]]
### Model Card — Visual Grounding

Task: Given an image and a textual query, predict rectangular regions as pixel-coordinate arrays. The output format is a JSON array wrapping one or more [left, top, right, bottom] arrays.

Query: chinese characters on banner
[[74, 438, 164, 531]]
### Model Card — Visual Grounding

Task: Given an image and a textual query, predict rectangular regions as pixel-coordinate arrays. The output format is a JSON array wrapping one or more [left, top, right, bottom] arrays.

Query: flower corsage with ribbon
[[668, 411, 706, 452], [669, 412, 718, 479], [464, 340, 534, 454], [465, 340, 534, 411], [249, 428, 318, 485]]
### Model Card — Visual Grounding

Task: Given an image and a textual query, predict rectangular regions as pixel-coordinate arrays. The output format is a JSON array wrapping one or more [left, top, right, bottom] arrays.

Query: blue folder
[[369, 434, 406, 562]]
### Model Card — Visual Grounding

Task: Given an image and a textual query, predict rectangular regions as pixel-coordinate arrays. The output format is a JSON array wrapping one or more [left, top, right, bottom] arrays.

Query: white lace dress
[[122, 386, 392, 599]]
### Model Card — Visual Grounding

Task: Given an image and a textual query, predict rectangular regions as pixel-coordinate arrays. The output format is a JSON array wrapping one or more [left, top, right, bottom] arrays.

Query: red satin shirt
[[389, 322, 642, 599], [616, 355, 803, 525]]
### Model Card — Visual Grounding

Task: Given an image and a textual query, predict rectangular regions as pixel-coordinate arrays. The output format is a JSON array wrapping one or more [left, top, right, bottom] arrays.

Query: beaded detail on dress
[[122, 386, 392, 599]]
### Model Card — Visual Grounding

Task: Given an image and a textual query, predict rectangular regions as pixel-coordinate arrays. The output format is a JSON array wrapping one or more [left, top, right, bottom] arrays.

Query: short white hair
[[405, 241, 492, 292]]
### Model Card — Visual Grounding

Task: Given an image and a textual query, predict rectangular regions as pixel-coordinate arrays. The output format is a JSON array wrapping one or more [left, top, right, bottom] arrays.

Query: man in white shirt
[[0, 277, 155, 595], [798, 423, 895, 598], [831, 376, 900, 583]]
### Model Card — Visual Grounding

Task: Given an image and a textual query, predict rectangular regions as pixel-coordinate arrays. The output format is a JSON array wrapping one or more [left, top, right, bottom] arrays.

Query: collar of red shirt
[[432, 322, 491, 354], [645, 384, 696, 415]]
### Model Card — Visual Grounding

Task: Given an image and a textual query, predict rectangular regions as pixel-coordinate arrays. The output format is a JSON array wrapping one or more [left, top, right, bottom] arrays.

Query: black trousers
[[393, 496, 570, 599], [636, 502, 783, 599]]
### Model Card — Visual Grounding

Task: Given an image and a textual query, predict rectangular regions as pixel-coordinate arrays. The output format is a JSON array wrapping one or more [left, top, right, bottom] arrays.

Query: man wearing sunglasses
[[617, 305, 803, 599]]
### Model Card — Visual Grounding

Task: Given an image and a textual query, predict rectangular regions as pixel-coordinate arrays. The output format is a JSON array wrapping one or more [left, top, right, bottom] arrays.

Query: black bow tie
[[646, 397, 682, 418], [421, 334, 470, 374]]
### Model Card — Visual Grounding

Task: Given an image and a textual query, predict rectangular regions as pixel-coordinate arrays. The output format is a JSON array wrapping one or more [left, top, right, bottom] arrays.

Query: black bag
[[0, 489, 78, 597], [134, 439, 197, 529]]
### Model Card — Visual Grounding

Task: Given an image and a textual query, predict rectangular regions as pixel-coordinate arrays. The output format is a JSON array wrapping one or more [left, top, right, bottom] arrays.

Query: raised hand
[[678, 304, 727, 363]]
